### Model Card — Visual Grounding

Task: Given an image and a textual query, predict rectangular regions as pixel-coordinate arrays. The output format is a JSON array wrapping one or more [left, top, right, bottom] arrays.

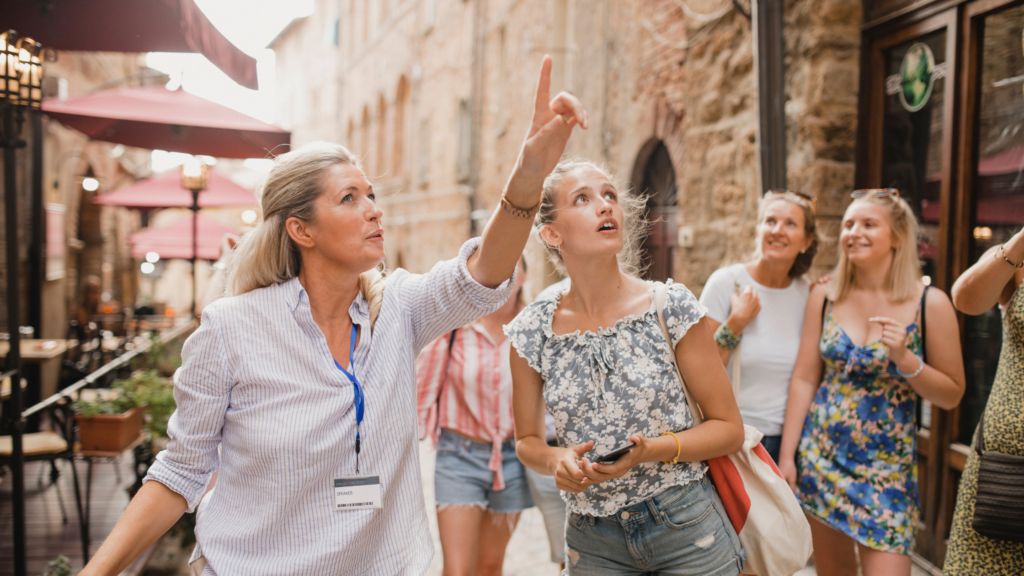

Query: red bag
[[655, 283, 812, 576]]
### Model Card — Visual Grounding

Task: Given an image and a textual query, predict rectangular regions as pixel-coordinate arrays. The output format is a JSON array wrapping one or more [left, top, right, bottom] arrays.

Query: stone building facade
[[270, 0, 861, 299]]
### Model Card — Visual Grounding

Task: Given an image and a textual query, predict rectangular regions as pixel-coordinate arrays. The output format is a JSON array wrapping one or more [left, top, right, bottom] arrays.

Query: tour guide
[[80, 56, 589, 576]]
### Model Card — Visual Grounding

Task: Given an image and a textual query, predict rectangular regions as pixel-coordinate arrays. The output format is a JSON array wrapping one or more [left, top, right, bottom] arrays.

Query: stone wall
[[271, 0, 864, 298]]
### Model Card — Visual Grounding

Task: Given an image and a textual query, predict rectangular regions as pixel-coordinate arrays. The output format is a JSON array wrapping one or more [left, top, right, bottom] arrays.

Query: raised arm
[[778, 283, 827, 491], [951, 228, 1024, 315], [467, 56, 588, 288]]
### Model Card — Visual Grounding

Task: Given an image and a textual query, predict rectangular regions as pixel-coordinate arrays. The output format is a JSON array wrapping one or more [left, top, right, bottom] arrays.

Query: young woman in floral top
[[778, 190, 965, 576], [505, 159, 746, 576]]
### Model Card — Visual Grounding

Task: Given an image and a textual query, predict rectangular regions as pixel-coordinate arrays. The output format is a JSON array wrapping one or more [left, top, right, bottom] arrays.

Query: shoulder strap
[[434, 330, 458, 423], [974, 411, 986, 455], [654, 283, 705, 426], [821, 296, 829, 325], [919, 286, 930, 363]]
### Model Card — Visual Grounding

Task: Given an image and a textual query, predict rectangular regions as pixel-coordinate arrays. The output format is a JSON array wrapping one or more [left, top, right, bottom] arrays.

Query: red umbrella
[[9, 0, 258, 89], [42, 86, 290, 159], [130, 214, 238, 260], [93, 168, 256, 209]]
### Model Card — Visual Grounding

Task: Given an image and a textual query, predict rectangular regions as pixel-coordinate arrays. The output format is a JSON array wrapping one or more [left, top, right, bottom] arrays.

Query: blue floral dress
[[796, 294, 925, 554]]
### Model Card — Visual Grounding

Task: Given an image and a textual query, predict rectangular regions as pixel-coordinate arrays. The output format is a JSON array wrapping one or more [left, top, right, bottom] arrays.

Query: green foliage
[[41, 555, 72, 576], [72, 370, 176, 438]]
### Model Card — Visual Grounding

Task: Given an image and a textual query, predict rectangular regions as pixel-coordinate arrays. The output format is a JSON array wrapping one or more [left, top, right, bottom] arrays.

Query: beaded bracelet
[[996, 244, 1024, 269], [895, 354, 925, 379], [714, 322, 742, 350]]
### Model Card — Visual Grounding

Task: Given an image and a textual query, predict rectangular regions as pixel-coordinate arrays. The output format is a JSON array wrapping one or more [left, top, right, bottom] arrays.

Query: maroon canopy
[[43, 86, 290, 159], [130, 214, 238, 260], [8, 0, 258, 89], [93, 168, 256, 209]]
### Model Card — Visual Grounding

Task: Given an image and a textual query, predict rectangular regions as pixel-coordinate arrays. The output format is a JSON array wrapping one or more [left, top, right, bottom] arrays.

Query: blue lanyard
[[334, 325, 364, 472]]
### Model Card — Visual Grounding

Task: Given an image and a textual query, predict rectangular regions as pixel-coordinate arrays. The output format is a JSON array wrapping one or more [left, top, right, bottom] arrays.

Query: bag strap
[[434, 330, 458, 426], [729, 272, 742, 397], [919, 286, 930, 363], [654, 283, 705, 426], [974, 411, 986, 455], [821, 296, 829, 325]]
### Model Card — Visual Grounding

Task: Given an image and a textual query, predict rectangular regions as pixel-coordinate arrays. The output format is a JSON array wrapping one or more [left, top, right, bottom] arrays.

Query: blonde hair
[[752, 194, 819, 277], [535, 158, 650, 276], [227, 142, 387, 326], [828, 195, 921, 303]]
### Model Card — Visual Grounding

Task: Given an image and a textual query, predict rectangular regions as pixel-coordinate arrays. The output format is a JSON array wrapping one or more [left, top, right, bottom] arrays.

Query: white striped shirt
[[145, 239, 514, 576]]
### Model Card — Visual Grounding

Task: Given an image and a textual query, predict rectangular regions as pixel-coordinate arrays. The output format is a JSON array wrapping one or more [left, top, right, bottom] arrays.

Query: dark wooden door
[[639, 141, 678, 282]]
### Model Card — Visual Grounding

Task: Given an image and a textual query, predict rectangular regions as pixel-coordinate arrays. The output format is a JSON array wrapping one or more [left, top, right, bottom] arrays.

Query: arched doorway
[[634, 140, 677, 282]]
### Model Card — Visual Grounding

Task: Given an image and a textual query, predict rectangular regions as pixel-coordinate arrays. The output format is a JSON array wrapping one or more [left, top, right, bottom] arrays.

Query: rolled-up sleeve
[[143, 306, 234, 512], [397, 237, 516, 352]]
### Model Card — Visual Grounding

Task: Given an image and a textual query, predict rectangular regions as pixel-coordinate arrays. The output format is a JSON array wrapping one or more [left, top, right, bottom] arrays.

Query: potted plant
[[73, 380, 144, 453], [42, 555, 72, 576], [130, 370, 176, 452]]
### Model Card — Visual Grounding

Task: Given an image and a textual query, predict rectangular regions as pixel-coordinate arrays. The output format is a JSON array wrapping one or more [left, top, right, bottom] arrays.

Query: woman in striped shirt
[[81, 56, 588, 576], [415, 258, 530, 576]]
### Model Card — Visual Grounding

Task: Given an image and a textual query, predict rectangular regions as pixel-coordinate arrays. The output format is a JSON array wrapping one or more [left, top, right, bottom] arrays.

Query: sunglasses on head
[[766, 189, 817, 214], [851, 188, 900, 200]]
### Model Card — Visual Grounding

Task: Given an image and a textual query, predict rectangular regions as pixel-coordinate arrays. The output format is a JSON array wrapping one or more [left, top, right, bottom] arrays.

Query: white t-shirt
[[698, 263, 809, 436]]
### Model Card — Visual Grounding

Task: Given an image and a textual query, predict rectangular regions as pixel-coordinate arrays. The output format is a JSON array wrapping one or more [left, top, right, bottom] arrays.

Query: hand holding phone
[[594, 441, 637, 464]]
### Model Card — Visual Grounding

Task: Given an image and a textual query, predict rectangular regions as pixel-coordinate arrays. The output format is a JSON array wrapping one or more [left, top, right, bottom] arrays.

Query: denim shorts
[[433, 429, 534, 513], [563, 475, 745, 576]]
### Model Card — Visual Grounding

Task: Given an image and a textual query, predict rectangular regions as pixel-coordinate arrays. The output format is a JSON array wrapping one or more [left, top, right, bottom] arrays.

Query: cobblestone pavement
[[419, 441, 932, 576]]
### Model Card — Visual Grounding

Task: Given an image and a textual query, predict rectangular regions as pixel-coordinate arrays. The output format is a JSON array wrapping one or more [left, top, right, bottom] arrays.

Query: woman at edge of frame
[[778, 190, 965, 576], [943, 226, 1024, 575], [506, 158, 747, 575], [79, 56, 589, 576]]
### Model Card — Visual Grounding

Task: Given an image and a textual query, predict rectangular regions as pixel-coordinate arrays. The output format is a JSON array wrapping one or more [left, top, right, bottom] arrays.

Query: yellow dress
[[943, 286, 1024, 574]]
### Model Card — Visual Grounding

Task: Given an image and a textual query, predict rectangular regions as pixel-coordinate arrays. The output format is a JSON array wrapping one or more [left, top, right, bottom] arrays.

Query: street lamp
[[181, 158, 209, 317], [1, 29, 44, 576]]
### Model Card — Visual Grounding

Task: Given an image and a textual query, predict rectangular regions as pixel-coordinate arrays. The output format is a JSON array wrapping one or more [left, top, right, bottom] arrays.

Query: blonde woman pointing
[[81, 57, 588, 576]]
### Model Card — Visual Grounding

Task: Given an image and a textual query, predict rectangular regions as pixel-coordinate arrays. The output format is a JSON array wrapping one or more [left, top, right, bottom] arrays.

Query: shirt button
[[620, 511, 630, 520]]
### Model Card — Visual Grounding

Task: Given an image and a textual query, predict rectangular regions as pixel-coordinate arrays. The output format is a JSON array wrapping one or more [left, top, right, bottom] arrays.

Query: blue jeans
[[433, 429, 534, 513], [760, 435, 782, 464], [563, 476, 745, 576]]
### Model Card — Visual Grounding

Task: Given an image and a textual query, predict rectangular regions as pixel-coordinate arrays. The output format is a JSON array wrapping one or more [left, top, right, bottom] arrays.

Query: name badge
[[334, 475, 382, 510]]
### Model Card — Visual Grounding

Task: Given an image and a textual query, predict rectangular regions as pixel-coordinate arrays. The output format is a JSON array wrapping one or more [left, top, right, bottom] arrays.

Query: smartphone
[[594, 442, 637, 464]]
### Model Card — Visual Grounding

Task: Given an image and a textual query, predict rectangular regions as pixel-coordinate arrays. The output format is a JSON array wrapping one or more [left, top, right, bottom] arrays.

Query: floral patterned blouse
[[505, 281, 708, 517]]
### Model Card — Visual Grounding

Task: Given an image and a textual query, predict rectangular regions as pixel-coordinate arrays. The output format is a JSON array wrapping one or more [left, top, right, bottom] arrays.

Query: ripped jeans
[[563, 475, 745, 576]]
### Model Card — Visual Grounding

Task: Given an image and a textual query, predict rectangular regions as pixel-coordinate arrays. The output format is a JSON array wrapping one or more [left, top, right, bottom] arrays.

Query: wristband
[[499, 195, 540, 219], [662, 431, 681, 465], [714, 322, 742, 350], [996, 244, 1024, 268], [895, 353, 925, 379]]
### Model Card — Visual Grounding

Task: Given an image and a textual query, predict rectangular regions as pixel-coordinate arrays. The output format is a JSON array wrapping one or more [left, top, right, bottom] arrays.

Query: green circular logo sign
[[899, 43, 935, 112]]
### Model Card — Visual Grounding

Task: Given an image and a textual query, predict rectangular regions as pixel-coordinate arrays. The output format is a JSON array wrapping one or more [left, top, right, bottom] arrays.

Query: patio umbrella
[[92, 168, 257, 209], [8, 0, 258, 89], [129, 214, 238, 260], [42, 86, 290, 159]]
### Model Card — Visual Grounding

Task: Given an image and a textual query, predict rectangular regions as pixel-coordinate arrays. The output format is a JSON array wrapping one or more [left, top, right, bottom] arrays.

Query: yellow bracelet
[[661, 431, 681, 465]]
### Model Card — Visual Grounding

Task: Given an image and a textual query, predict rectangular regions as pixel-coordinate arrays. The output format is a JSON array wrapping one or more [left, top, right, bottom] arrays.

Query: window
[[419, 118, 431, 188]]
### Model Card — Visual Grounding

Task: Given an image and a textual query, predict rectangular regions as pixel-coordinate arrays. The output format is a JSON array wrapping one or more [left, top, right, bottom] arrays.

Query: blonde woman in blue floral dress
[[778, 190, 965, 576]]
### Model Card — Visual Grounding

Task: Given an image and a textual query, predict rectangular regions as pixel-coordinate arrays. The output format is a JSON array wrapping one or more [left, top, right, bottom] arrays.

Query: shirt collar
[[284, 276, 370, 323]]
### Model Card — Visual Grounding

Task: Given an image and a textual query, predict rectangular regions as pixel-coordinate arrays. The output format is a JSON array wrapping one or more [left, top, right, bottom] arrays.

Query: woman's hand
[[778, 457, 798, 494], [727, 286, 761, 334], [870, 316, 911, 365], [554, 441, 595, 493], [579, 434, 649, 485], [515, 56, 589, 184]]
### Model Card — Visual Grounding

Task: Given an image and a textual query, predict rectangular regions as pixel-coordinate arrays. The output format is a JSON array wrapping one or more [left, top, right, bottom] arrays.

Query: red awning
[[43, 86, 290, 159], [93, 168, 256, 209], [927, 145, 1024, 182], [130, 214, 237, 260], [9, 0, 258, 89]]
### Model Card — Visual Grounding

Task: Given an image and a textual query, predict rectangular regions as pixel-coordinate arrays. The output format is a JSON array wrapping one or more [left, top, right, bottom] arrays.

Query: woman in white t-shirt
[[698, 190, 819, 462]]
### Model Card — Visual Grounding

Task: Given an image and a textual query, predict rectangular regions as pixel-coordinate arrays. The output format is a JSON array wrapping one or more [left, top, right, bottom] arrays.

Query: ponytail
[[226, 142, 387, 327]]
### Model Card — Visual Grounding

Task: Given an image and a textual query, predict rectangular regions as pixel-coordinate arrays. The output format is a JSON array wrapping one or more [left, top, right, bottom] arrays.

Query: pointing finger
[[533, 56, 553, 116]]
